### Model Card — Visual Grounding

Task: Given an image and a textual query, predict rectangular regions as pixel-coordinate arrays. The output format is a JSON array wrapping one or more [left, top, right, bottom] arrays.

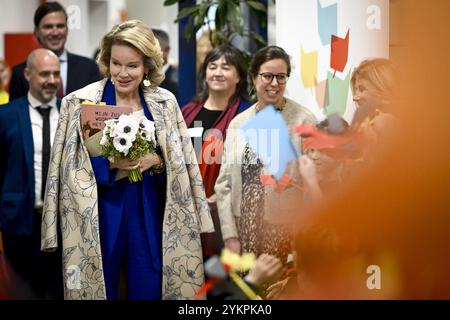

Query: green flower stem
[[128, 168, 143, 183]]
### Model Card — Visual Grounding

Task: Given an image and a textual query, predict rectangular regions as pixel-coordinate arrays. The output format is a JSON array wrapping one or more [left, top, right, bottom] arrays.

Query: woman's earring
[[143, 75, 151, 87], [110, 78, 115, 85]]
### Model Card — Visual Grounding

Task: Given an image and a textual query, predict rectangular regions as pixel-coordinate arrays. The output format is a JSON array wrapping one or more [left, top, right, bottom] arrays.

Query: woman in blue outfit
[[41, 20, 213, 300], [93, 59, 165, 299], [94, 21, 167, 300]]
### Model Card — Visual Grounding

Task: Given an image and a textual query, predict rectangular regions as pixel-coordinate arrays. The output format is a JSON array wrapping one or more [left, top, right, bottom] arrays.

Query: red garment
[[182, 99, 242, 197], [182, 98, 242, 139], [295, 124, 363, 160]]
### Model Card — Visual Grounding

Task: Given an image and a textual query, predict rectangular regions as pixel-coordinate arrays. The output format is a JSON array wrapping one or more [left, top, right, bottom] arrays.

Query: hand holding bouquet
[[100, 114, 158, 182]]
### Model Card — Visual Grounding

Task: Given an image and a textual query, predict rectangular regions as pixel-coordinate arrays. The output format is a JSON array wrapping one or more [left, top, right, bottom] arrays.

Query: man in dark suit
[[8, 1, 100, 101], [0, 48, 63, 299], [152, 28, 179, 100]]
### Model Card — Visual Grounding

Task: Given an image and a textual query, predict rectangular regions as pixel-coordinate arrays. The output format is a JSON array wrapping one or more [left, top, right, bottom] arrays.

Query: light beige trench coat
[[41, 79, 214, 300]]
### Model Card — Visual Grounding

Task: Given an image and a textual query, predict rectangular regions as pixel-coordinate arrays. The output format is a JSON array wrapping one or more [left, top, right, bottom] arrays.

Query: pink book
[[80, 104, 132, 141]]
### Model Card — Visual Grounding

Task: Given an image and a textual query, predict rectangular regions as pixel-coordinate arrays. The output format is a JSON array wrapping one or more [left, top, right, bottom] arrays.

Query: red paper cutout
[[330, 30, 350, 77]]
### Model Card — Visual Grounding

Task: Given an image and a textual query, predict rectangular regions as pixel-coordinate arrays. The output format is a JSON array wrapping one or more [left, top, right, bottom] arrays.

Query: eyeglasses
[[258, 72, 289, 84]]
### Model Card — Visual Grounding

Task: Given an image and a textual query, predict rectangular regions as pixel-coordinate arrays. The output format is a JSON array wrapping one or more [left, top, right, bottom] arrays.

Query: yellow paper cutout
[[220, 248, 256, 272], [301, 46, 318, 89], [229, 272, 262, 300]]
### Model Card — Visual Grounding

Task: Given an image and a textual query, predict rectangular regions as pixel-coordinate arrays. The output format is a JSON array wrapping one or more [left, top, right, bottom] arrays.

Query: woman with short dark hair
[[182, 45, 252, 258]]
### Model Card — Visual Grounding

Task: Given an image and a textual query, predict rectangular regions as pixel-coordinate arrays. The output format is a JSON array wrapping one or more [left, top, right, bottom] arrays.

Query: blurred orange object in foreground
[[286, 1, 450, 299], [0, 254, 36, 299]]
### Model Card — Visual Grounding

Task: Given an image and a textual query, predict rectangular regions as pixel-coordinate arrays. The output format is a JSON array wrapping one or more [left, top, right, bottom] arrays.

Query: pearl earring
[[143, 75, 151, 87]]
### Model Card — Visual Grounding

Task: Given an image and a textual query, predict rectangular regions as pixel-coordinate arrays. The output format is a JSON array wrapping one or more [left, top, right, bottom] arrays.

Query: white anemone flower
[[139, 129, 155, 142], [104, 119, 119, 138], [108, 125, 118, 138], [139, 118, 155, 133], [100, 128, 109, 145], [104, 119, 116, 127], [139, 118, 156, 142], [113, 134, 132, 156], [116, 114, 139, 140]]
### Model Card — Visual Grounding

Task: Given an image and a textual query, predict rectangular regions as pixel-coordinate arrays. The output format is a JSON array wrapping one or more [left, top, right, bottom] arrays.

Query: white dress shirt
[[59, 50, 68, 94], [28, 92, 59, 208]]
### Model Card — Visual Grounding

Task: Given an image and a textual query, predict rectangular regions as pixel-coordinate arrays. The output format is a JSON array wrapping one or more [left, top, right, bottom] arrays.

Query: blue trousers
[[99, 179, 162, 300]]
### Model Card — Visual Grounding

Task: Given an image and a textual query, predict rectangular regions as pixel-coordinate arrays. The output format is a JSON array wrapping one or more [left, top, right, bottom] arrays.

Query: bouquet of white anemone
[[100, 113, 157, 182]]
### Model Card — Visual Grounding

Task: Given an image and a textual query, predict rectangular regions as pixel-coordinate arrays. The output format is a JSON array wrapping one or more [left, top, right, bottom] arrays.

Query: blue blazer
[[0, 97, 60, 235], [9, 52, 101, 101]]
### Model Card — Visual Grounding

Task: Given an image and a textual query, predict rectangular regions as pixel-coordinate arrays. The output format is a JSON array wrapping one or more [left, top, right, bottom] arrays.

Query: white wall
[[0, 0, 38, 59], [0, 0, 177, 63], [276, 0, 389, 122], [268, 0, 276, 45], [88, 0, 108, 59], [58, 0, 91, 57], [125, 0, 179, 65]]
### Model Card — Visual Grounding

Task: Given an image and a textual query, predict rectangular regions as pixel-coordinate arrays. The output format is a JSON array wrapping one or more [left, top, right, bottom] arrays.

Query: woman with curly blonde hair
[[351, 58, 396, 131], [0, 59, 10, 104]]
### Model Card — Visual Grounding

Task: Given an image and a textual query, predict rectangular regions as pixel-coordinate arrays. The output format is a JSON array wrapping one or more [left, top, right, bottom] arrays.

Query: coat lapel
[[142, 87, 170, 151]]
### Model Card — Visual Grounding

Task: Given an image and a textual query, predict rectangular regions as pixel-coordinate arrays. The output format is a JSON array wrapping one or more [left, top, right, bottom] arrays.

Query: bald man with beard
[[0, 48, 63, 299]]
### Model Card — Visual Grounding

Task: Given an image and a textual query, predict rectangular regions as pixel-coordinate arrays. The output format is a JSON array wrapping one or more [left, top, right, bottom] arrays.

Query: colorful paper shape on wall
[[240, 105, 299, 180], [317, 0, 337, 46], [330, 30, 350, 76], [300, 46, 318, 89], [315, 79, 329, 109], [324, 70, 351, 116]]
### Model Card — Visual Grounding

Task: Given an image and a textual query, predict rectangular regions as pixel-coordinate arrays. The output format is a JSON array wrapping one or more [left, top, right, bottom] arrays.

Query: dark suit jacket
[[0, 97, 60, 236], [160, 65, 179, 101], [9, 52, 101, 101]]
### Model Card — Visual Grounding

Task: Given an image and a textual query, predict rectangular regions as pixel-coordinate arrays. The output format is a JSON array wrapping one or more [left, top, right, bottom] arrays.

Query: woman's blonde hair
[[351, 58, 395, 100], [0, 59, 11, 91], [97, 19, 165, 87]]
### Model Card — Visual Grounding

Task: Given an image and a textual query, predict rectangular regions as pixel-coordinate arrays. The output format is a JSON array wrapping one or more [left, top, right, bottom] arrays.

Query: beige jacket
[[41, 79, 213, 300], [215, 98, 317, 240]]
